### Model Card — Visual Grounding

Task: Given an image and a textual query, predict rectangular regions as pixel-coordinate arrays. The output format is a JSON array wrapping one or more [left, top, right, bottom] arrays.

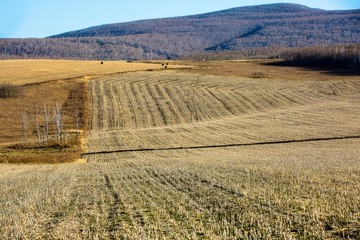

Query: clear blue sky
[[1, 0, 359, 38]]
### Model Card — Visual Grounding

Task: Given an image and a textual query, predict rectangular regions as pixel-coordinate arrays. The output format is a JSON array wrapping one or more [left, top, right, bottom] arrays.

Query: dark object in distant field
[[101, 62, 104, 64]]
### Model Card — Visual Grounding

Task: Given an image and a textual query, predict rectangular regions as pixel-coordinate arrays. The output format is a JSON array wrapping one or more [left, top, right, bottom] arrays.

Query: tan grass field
[[180, 60, 360, 81], [0, 59, 176, 85], [0, 60, 359, 239]]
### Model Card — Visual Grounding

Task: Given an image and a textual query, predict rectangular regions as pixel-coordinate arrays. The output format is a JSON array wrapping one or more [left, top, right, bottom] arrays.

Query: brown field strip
[[0, 78, 86, 144], [0, 77, 87, 163]]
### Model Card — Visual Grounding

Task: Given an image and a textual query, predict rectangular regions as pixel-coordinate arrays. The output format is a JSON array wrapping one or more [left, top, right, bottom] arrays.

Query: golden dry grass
[[0, 60, 359, 238], [179, 59, 360, 81], [0, 79, 84, 144], [0, 77, 86, 163], [0, 59, 178, 85]]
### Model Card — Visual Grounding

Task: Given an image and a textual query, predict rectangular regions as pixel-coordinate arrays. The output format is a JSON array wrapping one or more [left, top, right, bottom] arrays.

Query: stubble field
[[0, 60, 359, 239]]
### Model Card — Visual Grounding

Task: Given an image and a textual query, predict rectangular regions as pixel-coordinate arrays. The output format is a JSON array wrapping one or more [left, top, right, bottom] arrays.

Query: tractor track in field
[[103, 174, 121, 240], [103, 174, 132, 240], [82, 135, 360, 156]]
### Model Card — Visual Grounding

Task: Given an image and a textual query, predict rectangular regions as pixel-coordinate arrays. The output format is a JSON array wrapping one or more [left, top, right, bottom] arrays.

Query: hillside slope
[[1, 3, 359, 60]]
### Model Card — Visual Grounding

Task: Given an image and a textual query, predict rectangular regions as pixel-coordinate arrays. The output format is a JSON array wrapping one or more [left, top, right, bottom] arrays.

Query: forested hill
[[1, 3, 360, 60]]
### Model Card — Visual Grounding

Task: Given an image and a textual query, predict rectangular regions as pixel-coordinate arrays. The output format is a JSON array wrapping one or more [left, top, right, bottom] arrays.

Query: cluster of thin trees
[[20, 102, 81, 147]]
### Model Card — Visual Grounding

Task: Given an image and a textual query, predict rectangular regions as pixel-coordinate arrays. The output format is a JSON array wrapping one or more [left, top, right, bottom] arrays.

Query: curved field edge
[[0, 60, 184, 164]]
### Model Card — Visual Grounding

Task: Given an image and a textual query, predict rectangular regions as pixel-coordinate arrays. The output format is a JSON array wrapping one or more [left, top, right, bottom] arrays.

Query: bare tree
[[75, 108, 81, 134], [34, 107, 42, 147], [64, 131, 69, 144], [21, 110, 28, 146], [43, 104, 50, 142], [53, 102, 63, 143]]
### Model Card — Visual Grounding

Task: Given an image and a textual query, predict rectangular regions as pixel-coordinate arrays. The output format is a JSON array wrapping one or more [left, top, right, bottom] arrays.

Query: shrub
[[0, 82, 22, 98], [251, 70, 267, 78]]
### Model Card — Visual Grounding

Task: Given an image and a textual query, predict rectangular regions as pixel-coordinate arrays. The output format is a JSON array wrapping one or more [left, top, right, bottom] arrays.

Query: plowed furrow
[[205, 88, 235, 116], [162, 85, 186, 123], [145, 83, 167, 126]]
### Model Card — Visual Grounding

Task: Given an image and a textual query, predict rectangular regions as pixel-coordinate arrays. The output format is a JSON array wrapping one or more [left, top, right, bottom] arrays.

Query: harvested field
[[1, 139, 359, 239], [85, 70, 360, 154], [1, 60, 360, 238], [0, 59, 176, 85]]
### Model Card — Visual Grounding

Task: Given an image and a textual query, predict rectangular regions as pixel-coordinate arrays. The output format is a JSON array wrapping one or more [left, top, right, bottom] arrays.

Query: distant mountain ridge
[[1, 3, 360, 60], [50, 3, 323, 38]]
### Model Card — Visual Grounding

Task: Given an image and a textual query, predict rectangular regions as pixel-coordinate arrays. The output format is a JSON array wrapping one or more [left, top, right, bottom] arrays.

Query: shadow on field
[[264, 61, 360, 76]]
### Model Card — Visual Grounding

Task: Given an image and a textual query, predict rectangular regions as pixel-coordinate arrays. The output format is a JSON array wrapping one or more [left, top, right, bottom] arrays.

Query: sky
[[1, 0, 359, 38]]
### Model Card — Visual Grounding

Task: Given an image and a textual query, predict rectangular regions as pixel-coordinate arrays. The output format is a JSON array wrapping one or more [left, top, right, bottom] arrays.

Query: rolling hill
[[1, 3, 359, 60]]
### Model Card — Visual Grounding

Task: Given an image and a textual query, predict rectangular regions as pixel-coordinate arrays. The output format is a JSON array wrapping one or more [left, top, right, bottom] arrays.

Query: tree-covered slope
[[1, 3, 359, 60]]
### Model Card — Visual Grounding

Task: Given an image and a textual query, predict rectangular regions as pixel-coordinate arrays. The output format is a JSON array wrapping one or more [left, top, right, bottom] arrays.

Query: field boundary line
[[82, 135, 360, 156], [21, 67, 192, 87]]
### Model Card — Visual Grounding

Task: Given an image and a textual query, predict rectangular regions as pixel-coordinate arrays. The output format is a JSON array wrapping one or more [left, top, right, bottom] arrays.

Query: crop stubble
[[82, 69, 360, 238], [1, 141, 359, 238], [85, 70, 360, 155], [1, 63, 360, 238]]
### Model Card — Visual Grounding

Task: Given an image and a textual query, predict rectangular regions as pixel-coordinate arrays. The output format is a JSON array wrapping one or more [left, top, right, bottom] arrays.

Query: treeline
[[0, 38, 177, 60], [183, 44, 360, 72], [275, 44, 360, 71], [182, 46, 289, 61]]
